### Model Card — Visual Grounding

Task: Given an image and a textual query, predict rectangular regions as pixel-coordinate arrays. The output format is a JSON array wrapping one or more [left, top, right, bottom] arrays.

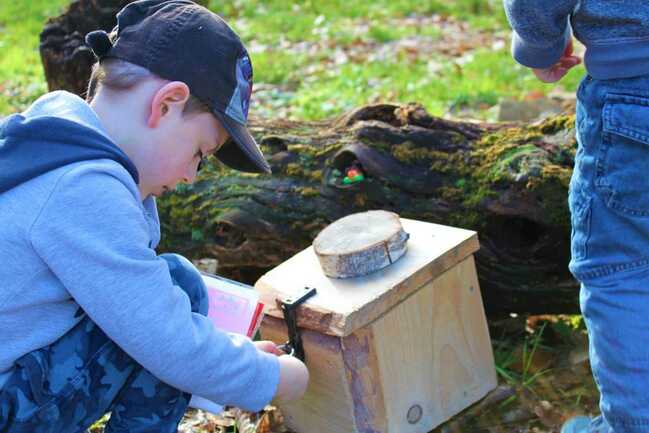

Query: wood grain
[[313, 210, 409, 279], [260, 316, 357, 433], [371, 255, 497, 432]]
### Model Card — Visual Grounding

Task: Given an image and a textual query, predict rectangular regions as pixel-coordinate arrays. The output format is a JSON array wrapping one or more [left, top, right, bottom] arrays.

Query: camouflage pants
[[0, 253, 208, 433]]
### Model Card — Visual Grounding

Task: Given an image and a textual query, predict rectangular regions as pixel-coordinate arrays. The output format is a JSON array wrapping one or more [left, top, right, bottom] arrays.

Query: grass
[[208, 0, 582, 120], [494, 322, 552, 390], [493, 314, 589, 400], [0, 0, 584, 119], [212, 0, 508, 40], [0, 0, 69, 114], [288, 48, 584, 120]]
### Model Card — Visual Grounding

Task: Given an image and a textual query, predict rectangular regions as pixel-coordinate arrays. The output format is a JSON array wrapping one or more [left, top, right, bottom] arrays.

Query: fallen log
[[156, 104, 579, 316]]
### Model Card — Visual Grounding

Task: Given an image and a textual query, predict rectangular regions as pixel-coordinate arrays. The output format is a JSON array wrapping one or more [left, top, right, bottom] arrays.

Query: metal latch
[[277, 287, 317, 362]]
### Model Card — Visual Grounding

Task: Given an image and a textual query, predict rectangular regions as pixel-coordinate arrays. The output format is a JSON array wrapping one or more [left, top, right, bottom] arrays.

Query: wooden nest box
[[255, 212, 497, 433]]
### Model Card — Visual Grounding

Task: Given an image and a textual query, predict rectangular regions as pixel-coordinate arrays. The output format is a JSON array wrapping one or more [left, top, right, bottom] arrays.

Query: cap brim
[[213, 111, 271, 174]]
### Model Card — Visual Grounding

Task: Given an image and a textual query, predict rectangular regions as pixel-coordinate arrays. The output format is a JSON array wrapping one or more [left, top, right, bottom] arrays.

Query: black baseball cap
[[85, 0, 271, 174]]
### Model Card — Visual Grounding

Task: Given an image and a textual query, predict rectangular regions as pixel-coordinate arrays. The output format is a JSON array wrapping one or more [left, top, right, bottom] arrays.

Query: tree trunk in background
[[39, 0, 130, 96], [40, 1, 581, 316], [39, 0, 208, 95]]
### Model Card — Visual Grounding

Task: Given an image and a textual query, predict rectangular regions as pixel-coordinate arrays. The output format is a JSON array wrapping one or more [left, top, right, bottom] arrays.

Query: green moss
[[490, 144, 545, 182], [314, 142, 344, 158], [217, 182, 261, 197], [474, 125, 560, 185], [392, 141, 438, 163], [157, 178, 267, 246], [529, 177, 571, 229], [541, 164, 572, 188], [191, 228, 204, 241], [437, 186, 464, 202], [238, 172, 262, 178], [364, 140, 393, 154], [536, 114, 575, 135], [297, 187, 320, 197], [462, 183, 498, 208], [469, 121, 574, 230], [287, 143, 317, 157], [286, 163, 304, 177], [185, 194, 201, 204], [430, 153, 471, 174], [388, 140, 472, 176], [447, 210, 485, 230], [308, 169, 323, 182]]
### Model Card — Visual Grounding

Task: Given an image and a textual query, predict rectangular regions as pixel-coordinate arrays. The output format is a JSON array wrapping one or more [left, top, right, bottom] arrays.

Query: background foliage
[[0, 0, 584, 118]]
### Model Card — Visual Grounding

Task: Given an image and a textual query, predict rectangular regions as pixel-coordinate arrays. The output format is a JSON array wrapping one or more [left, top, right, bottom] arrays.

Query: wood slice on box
[[313, 210, 410, 278]]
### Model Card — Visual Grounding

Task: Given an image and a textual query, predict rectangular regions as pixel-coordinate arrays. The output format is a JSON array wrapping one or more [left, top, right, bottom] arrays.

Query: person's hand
[[254, 340, 284, 356], [532, 39, 581, 83], [274, 355, 309, 403]]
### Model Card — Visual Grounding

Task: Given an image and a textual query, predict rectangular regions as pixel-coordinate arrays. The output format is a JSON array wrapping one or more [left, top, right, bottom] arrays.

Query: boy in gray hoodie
[[505, 2, 649, 433], [0, 1, 308, 432]]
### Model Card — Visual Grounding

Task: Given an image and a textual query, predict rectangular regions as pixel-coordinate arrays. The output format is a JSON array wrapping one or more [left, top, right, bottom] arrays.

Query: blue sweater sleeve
[[503, 0, 578, 68], [29, 163, 279, 411]]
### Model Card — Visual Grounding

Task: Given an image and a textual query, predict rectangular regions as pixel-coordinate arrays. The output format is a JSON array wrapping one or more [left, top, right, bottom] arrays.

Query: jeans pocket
[[569, 183, 592, 261], [598, 93, 649, 216]]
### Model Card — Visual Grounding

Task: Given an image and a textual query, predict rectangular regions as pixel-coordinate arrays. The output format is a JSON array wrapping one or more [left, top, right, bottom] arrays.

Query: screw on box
[[276, 287, 317, 362]]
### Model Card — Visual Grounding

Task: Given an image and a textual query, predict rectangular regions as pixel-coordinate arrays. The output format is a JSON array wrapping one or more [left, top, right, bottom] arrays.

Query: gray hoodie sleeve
[[503, 0, 578, 69], [29, 163, 279, 411]]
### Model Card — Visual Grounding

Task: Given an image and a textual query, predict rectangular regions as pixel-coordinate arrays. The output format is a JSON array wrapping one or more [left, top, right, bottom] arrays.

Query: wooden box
[[255, 219, 497, 433]]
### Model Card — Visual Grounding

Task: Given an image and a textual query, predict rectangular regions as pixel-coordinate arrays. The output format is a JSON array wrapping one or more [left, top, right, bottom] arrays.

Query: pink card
[[201, 273, 263, 336]]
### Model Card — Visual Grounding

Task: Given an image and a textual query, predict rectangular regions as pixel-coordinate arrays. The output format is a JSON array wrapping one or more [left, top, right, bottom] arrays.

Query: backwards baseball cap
[[85, 0, 271, 174]]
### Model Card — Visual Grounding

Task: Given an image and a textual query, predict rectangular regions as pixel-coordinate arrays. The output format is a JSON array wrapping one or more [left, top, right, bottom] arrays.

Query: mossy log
[[40, 1, 580, 316], [156, 104, 579, 316]]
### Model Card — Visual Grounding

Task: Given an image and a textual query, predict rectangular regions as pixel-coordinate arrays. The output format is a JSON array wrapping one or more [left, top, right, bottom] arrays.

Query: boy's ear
[[147, 81, 191, 128]]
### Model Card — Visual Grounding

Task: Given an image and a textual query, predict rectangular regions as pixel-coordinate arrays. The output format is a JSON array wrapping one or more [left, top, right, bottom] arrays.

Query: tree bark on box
[[40, 1, 580, 316]]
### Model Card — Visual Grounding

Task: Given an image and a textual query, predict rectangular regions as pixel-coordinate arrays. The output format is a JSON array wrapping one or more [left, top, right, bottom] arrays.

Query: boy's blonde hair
[[86, 58, 210, 116]]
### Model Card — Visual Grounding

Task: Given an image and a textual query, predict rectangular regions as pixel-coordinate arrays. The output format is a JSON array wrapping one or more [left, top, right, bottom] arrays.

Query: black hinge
[[277, 287, 317, 362]]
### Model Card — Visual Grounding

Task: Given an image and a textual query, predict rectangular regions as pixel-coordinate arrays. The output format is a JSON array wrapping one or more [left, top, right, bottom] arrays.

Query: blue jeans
[[570, 74, 649, 433], [0, 253, 208, 433]]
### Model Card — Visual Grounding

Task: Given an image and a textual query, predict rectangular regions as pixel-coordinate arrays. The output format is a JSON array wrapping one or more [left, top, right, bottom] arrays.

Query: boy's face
[[140, 110, 229, 198]]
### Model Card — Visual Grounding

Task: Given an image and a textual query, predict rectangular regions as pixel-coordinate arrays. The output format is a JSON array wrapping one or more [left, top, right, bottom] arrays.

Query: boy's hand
[[254, 340, 285, 356], [274, 355, 309, 403], [532, 40, 581, 83]]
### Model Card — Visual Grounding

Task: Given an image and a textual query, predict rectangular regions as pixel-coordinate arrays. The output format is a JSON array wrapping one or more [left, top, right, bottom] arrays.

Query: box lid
[[254, 218, 479, 337]]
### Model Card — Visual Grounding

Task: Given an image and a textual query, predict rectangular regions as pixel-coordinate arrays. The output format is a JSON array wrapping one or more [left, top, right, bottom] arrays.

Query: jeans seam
[[595, 129, 609, 182], [608, 200, 649, 217], [608, 417, 649, 426], [605, 92, 649, 107], [570, 195, 591, 261], [607, 126, 649, 143], [574, 257, 649, 280]]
